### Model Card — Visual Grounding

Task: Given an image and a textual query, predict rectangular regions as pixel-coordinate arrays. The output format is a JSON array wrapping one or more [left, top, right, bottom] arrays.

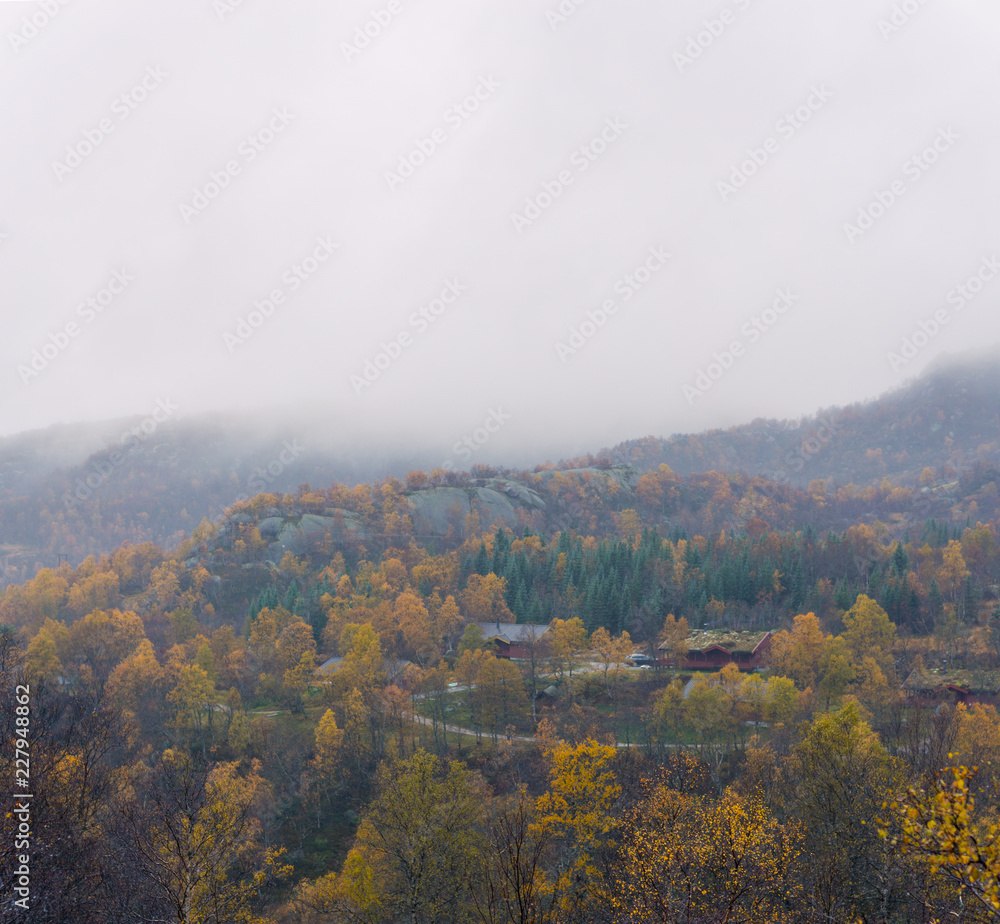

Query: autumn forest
[[3, 360, 1000, 923]]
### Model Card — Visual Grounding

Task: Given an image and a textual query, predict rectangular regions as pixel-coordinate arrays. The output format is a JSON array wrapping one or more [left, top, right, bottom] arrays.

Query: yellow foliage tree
[[68, 608, 146, 688], [281, 650, 316, 711], [66, 570, 120, 617], [533, 739, 621, 917], [462, 573, 513, 623], [658, 614, 689, 677], [938, 540, 971, 603], [119, 751, 290, 924], [886, 762, 1000, 916], [767, 612, 828, 689], [303, 708, 344, 815], [167, 663, 216, 757], [25, 619, 67, 683], [841, 595, 897, 669], [471, 655, 528, 742], [333, 750, 486, 924], [609, 785, 802, 923], [589, 627, 633, 696], [106, 638, 164, 744], [394, 591, 435, 664], [547, 617, 588, 682]]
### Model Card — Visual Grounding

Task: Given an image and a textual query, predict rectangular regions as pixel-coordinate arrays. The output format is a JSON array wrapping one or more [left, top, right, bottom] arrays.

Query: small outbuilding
[[901, 667, 1000, 705]]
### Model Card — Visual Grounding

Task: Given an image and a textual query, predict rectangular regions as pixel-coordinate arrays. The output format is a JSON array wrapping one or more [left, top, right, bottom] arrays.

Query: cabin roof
[[660, 629, 772, 654], [902, 667, 1000, 694], [475, 622, 550, 644]]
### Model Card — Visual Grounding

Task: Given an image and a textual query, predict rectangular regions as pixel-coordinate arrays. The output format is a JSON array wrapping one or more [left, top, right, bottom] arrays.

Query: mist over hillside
[[0, 348, 996, 583], [607, 348, 1000, 489]]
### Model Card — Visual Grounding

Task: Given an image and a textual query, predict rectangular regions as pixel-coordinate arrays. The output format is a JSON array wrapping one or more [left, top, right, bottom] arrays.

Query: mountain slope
[[0, 349, 997, 580], [606, 349, 1000, 488]]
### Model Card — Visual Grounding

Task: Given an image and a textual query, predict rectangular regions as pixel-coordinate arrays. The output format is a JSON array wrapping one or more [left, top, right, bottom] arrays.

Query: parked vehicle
[[626, 653, 656, 667]]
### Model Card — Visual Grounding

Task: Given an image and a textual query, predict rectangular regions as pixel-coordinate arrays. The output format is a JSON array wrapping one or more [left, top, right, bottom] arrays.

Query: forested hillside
[[608, 349, 1000, 487], [1, 352, 999, 584], [2, 357, 1000, 923]]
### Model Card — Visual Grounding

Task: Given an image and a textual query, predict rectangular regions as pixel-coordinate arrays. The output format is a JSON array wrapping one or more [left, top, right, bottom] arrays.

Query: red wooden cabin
[[660, 629, 772, 672]]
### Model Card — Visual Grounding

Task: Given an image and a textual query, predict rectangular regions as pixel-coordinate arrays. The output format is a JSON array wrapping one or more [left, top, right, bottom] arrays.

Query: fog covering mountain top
[[2, 0, 999, 452], [611, 346, 1000, 484], [0, 348, 996, 582]]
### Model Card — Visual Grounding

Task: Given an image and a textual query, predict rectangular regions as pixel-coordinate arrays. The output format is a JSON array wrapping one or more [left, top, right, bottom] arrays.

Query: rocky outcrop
[[223, 482, 548, 562], [266, 510, 365, 558], [408, 483, 545, 534]]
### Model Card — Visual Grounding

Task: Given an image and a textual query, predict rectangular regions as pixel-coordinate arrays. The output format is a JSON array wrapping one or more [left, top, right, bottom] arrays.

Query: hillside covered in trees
[[1, 350, 999, 584], [607, 350, 1000, 489], [2, 355, 1000, 923]]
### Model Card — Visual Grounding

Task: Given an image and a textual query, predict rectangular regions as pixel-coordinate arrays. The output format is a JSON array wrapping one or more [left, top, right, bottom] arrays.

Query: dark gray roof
[[475, 622, 550, 644]]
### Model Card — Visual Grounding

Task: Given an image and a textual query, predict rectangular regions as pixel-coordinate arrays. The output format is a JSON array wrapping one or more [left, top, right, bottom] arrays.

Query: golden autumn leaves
[[885, 762, 1000, 916]]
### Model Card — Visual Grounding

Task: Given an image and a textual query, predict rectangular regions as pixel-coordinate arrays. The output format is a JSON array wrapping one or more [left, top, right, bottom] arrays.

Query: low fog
[[2, 0, 999, 465]]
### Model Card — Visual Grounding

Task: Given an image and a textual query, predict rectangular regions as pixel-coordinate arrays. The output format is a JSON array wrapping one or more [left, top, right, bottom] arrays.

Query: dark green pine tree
[[617, 584, 632, 635], [473, 540, 490, 576], [513, 581, 529, 620], [962, 575, 980, 624], [247, 585, 280, 627], [735, 556, 755, 605], [568, 542, 586, 586], [491, 527, 510, 574], [833, 578, 854, 611], [880, 581, 900, 624], [905, 584, 925, 633], [892, 541, 910, 577], [787, 556, 807, 610], [927, 578, 944, 626]]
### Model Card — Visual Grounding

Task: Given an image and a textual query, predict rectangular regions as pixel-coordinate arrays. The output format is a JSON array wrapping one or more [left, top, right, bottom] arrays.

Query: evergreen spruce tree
[[473, 540, 489, 576], [892, 541, 910, 577], [834, 578, 854, 611], [928, 578, 944, 626]]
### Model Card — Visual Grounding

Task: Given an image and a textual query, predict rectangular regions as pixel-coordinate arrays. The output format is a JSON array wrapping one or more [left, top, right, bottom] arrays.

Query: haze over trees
[[2, 357, 1000, 921]]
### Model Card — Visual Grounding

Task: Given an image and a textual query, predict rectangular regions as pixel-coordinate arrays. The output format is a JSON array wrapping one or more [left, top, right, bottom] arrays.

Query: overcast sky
[[2, 0, 998, 464]]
